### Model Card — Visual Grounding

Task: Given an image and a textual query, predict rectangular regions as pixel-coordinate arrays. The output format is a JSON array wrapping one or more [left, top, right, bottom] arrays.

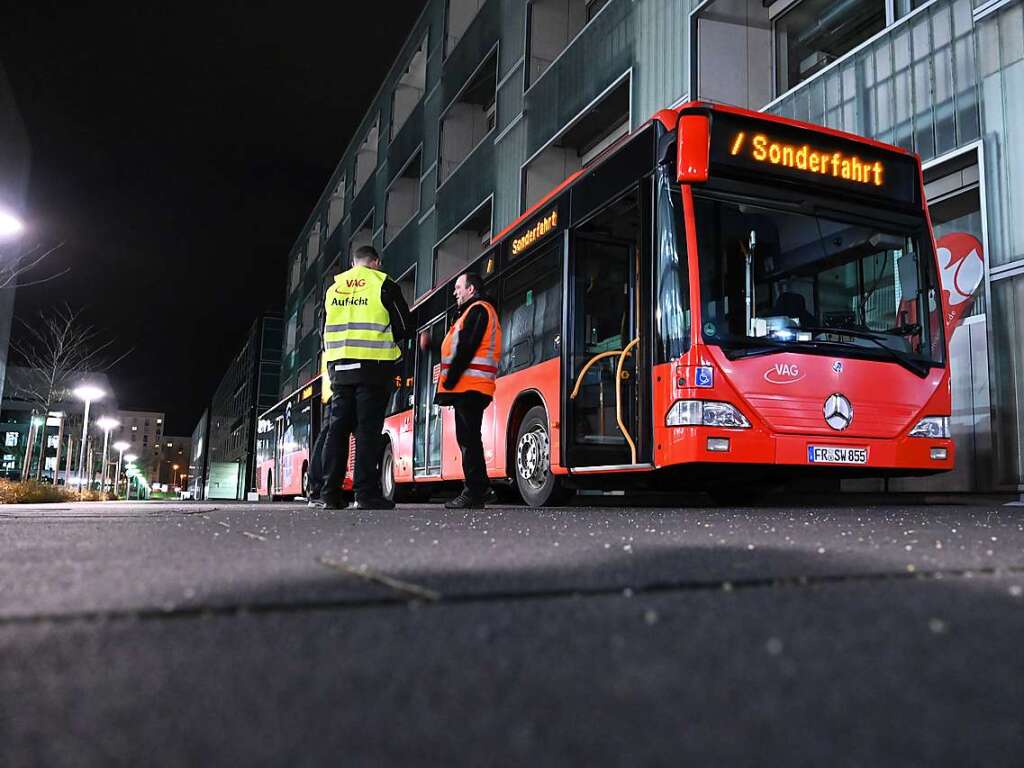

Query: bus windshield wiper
[[718, 336, 824, 359], [794, 325, 931, 377]]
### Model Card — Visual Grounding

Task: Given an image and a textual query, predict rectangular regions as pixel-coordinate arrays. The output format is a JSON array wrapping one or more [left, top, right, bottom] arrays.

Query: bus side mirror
[[898, 252, 920, 296]]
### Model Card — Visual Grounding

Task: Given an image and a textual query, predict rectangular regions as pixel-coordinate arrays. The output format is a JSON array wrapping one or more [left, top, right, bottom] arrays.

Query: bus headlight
[[909, 416, 950, 439], [666, 400, 751, 428]]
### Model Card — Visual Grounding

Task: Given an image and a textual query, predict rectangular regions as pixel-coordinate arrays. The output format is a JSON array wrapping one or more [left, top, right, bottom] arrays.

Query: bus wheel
[[267, 470, 275, 502], [301, 462, 309, 499], [381, 442, 397, 502], [515, 406, 573, 507]]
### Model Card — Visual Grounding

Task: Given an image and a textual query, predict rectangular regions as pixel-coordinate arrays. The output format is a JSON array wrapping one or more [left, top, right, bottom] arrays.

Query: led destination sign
[[706, 112, 918, 206], [730, 131, 885, 187], [512, 209, 559, 256]]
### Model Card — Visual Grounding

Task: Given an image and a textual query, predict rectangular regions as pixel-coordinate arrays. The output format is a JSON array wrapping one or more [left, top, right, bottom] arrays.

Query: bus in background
[[256, 376, 323, 500], [260, 101, 952, 506], [255, 342, 414, 501]]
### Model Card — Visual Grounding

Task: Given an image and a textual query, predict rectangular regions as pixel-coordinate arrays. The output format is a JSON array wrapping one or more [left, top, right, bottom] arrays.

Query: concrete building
[[188, 409, 209, 500], [279, 0, 1024, 492], [108, 409, 165, 483], [193, 315, 282, 499], [155, 435, 191, 489], [0, 61, 32, 406], [0, 367, 116, 483]]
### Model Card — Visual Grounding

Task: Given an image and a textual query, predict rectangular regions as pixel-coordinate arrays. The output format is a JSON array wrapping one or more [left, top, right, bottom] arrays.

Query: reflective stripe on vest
[[322, 266, 400, 363], [439, 300, 502, 397]]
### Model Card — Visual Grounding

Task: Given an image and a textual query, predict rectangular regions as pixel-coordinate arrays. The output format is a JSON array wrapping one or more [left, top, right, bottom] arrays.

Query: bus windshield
[[693, 194, 945, 372]]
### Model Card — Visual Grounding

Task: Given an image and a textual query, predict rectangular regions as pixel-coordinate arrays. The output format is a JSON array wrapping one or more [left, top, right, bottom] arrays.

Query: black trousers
[[308, 407, 330, 499], [452, 392, 491, 498], [321, 381, 389, 500]]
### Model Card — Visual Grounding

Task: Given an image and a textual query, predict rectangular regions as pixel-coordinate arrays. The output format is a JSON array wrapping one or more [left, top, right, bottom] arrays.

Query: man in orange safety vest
[[434, 271, 502, 509]]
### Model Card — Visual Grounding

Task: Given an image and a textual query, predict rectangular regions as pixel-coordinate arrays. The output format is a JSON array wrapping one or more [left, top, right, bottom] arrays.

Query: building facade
[[279, 0, 1024, 491], [109, 409, 165, 483], [0, 367, 124, 485], [188, 409, 209, 499], [0, 61, 31, 407], [195, 315, 282, 500], [155, 435, 191, 489]]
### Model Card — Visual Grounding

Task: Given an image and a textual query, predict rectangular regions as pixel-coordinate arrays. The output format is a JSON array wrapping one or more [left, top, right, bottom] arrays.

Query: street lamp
[[113, 441, 130, 497], [73, 385, 104, 496], [0, 207, 24, 240], [95, 417, 120, 494]]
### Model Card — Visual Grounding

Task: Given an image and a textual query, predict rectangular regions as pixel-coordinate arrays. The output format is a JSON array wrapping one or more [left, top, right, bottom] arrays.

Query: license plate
[[807, 445, 869, 465]]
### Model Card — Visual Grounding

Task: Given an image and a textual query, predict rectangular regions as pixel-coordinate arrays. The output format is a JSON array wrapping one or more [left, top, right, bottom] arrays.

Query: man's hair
[[352, 245, 380, 264], [460, 272, 486, 298]]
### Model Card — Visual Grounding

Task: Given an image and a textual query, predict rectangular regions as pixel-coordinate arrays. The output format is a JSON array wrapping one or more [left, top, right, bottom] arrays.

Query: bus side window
[[499, 245, 562, 376], [387, 338, 416, 416]]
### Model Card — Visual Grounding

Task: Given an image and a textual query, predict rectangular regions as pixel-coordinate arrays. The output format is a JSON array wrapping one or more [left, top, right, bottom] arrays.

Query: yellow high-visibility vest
[[322, 266, 400, 365], [320, 357, 332, 403]]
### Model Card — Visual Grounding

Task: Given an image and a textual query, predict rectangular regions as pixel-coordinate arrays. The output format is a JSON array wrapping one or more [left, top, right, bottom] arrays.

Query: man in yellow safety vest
[[319, 245, 411, 510]]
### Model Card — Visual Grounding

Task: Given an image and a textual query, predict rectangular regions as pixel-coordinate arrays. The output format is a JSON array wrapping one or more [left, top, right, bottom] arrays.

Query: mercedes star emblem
[[823, 393, 853, 431]]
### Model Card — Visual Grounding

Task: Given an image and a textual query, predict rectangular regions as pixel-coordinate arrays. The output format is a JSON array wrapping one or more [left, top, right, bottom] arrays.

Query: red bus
[[260, 101, 953, 506], [255, 377, 324, 499]]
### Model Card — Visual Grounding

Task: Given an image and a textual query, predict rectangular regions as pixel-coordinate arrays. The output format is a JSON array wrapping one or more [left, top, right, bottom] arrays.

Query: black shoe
[[347, 496, 396, 510], [445, 492, 485, 510], [318, 494, 344, 510]]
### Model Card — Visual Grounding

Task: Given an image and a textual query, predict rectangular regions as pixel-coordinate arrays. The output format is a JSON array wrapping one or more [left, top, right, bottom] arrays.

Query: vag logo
[[345, 278, 367, 288], [763, 362, 804, 384]]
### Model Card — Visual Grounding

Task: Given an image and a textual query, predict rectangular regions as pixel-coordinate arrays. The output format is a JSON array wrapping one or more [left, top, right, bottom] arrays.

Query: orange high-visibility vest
[[440, 300, 501, 397]]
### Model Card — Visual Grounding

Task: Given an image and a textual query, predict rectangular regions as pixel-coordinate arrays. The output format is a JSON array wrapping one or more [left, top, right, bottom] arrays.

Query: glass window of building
[[439, 51, 497, 186], [301, 290, 317, 339], [327, 175, 346, 236], [354, 116, 380, 196], [306, 218, 322, 266], [288, 250, 303, 296], [526, 0, 610, 87], [521, 74, 629, 212], [350, 210, 374, 258], [385, 151, 421, 245], [925, 150, 985, 316], [433, 198, 492, 287], [774, 0, 887, 96], [285, 312, 298, 353], [396, 265, 416, 306], [445, 0, 486, 57], [391, 36, 427, 141]]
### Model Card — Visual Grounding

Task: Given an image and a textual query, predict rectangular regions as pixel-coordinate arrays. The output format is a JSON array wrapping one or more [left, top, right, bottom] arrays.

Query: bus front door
[[413, 318, 445, 478], [564, 230, 648, 469]]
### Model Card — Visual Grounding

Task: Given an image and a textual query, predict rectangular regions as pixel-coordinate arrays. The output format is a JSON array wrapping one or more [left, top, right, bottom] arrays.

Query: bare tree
[[0, 241, 68, 290], [8, 304, 131, 480]]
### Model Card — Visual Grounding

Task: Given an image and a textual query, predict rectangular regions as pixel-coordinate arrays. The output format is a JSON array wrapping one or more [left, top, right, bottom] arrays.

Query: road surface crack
[[317, 556, 441, 602]]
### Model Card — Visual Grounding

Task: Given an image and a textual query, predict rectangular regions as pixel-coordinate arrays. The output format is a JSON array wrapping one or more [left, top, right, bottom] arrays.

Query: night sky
[[1, 2, 427, 435]]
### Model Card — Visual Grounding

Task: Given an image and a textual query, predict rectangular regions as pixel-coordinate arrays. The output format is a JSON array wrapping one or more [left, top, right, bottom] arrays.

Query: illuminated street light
[[113, 440, 130, 497], [73, 385, 105, 498], [0, 207, 24, 240], [95, 417, 120, 494]]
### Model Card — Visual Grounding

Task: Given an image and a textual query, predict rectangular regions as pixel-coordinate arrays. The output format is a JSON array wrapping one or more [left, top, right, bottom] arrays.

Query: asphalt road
[[1, 496, 1022, 767]]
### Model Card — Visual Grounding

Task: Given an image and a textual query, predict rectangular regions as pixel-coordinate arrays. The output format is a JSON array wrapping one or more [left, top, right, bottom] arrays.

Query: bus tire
[[267, 470, 276, 502], [381, 441, 398, 502], [300, 462, 309, 499], [514, 406, 573, 508]]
